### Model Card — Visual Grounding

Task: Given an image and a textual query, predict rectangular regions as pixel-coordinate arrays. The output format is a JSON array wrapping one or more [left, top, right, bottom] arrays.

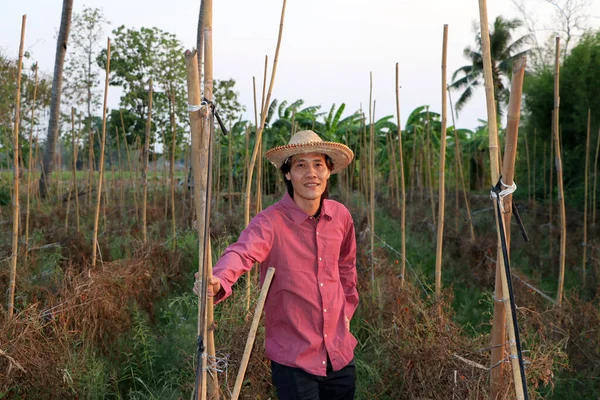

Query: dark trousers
[[271, 358, 356, 400]]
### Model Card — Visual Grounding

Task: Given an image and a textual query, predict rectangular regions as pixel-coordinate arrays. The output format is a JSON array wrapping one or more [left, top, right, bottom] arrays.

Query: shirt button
[[320, 283, 324, 287], [324, 333, 328, 337], [324, 309, 327, 312], [319, 257, 322, 261], [316, 232, 319, 235], [322, 361, 326, 365]]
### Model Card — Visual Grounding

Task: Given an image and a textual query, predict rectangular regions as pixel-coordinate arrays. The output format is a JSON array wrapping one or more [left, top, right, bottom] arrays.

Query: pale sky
[[2, 0, 600, 133]]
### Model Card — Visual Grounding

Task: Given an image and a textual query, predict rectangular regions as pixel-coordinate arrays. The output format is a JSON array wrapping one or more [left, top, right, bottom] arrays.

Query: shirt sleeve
[[212, 211, 275, 304], [339, 211, 358, 320]]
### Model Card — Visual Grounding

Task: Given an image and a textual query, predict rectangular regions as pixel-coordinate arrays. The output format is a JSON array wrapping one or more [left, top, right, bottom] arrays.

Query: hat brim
[[265, 141, 354, 174]]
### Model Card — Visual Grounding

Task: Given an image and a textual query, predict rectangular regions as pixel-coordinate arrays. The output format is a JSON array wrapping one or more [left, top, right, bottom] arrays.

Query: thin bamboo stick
[[65, 108, 75, 230], [8, 15, 26, 318], [244, 0, 287, 312], [435, 25, 449, 313], [91, 37, 110, 268], [75, 115, 80, 232], [554, 37, 567, 306], [25, 61, 38, 262], [524, 133, 531, 204], [593, 125, 600, 225], [369, 77, 376, 299], [426, 106, 436, 225], [478, 1, 527, 398], [231, 267, 276, 400], [395, 63, 407, 288], [170, 92, 178, 247], [120, 110, 139, 221], [141, 79, 153, 243], [583, 108, 591, 284]]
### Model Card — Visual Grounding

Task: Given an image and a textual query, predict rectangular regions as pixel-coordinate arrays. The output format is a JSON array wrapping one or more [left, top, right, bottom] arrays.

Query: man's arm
[[339, 212, 358, 320], [212, 212, 274, 304]]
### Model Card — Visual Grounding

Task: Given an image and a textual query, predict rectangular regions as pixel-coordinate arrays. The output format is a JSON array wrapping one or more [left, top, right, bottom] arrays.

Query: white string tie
[[490, 179, 517, 213]]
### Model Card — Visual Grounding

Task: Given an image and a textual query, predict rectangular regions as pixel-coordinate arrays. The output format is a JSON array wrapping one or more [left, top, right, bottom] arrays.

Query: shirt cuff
[[213, 276, 231, 305]]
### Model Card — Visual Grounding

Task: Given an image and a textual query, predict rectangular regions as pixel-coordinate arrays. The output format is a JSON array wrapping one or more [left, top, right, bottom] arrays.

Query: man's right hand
[[193, 272, 222, 297]]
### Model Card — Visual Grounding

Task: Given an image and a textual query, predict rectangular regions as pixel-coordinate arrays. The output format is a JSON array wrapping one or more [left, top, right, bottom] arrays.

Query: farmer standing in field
[[194, 130, 358, 399]]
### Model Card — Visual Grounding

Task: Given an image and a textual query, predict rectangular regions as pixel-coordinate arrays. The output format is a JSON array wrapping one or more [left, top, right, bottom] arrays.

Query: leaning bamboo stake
[[553, 37, 567, 306], [583, 109, 591, 284], [24, 61, 38, 262], [244, 0, 287, 311], [141, 79, 153, 243], [91, 38, 111, 268], [231, 267, 276, 400], [489, 56, 527, 399], [395, 63, 407, 288], [8, 15, 26, 319], [435, 25, 449, 313], [477, 2, 527, 398]]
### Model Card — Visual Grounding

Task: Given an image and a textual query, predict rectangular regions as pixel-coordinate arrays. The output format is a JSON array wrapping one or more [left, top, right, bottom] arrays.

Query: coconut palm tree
[[449, 16, 531, 118]]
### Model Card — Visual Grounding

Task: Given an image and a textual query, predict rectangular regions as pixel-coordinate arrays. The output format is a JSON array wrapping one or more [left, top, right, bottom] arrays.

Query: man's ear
[[285, 172, 291, 181]]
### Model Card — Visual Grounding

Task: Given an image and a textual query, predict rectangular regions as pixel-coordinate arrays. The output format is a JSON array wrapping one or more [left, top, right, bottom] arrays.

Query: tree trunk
[[39, 0, 74, 198], [142, 79, 153, 243]]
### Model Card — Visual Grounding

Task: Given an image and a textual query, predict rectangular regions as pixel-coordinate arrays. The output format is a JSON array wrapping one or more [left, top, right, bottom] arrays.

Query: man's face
[[285, 152, 331, 203]]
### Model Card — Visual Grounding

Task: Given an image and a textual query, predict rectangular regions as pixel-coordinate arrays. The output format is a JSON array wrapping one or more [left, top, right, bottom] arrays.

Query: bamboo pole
[[75, 116, 80, 232], [231, 267, 276, 400], [142, 79, 153, 243], [369, 77, 376, 299], [583, 109, 591, 284], [91, 38, 110, 268], [554, 37, 567, 306], [426, 106, 436, 225], [185, 50, 207, 400], [435, 25, 448, 313], [170, 93, 178, 246], [489, 56, 527, 399], [8, 15, 26, 318], [120, 111, 139, 221], [88, 129, 94, 206], [25, 61, 38, 262], [593, 125, 600, 226], [395, 63, 407, 288], [533, 130, 537, 212], [449, 104, 475, 241], [202, 2, 219, 396], [244, 0, 288, 311], [65, 108, 76, 230], [525, 133, 531, 204], [477, 1, 527, 398]]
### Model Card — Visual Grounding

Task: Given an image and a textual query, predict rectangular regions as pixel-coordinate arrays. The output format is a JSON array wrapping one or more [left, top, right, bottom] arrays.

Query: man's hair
[[280, 154, 334, 199]]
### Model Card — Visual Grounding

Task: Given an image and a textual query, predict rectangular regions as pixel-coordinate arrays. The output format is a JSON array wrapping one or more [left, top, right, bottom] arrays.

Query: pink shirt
[[212, 192, 358, 376]]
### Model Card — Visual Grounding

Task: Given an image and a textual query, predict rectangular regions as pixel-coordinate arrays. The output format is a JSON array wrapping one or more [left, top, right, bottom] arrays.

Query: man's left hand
[[345, 316, 350, 331]]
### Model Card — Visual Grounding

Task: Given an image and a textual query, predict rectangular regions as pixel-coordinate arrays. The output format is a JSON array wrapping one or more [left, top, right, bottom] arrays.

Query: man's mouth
[[304, 183, 320, 187]]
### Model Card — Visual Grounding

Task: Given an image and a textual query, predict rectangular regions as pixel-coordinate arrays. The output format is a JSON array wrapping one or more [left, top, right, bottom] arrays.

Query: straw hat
[[265, 130, 354, 174]]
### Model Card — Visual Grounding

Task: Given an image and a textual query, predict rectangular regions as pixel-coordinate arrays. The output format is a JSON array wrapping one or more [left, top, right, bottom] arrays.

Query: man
[[195, 130, 358, 399]]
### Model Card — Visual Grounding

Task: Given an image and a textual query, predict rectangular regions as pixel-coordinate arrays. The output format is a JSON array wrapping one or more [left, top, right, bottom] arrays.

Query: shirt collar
[[281, 192, 332, 224]]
